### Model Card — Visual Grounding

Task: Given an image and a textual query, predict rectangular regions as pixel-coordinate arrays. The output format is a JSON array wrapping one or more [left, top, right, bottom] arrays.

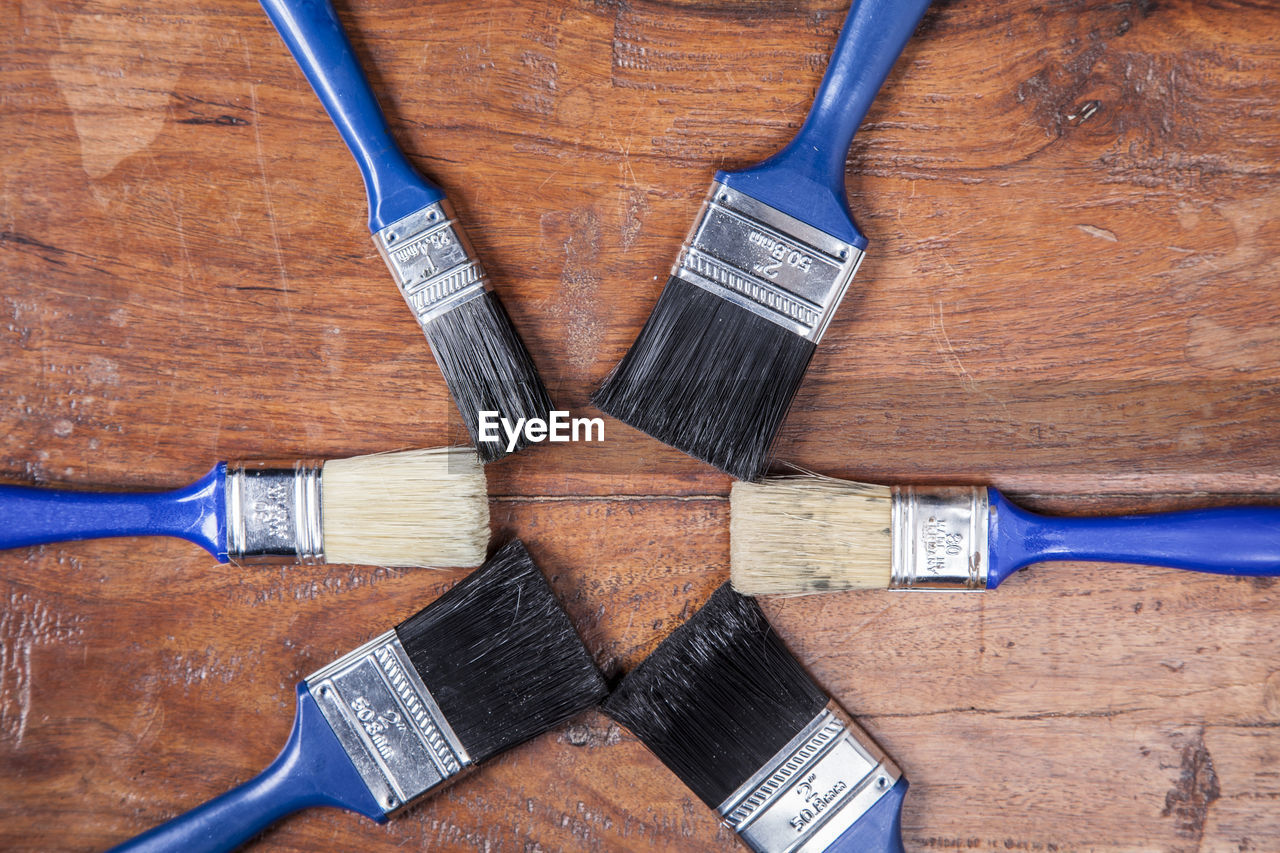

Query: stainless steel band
[[890, 485, 990, 590], [674, 182, 864, 343], [373, 200, 489, 326], [224, 462, 323, 563], [306, 630, 471, 815], [717, 704, 901, 853]]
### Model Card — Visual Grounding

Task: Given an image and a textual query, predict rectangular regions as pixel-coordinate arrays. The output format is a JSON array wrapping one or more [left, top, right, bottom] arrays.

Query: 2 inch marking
[[350, 695, 407, 762], [788, 770, 849, 832], [748, 229, 814, 279]]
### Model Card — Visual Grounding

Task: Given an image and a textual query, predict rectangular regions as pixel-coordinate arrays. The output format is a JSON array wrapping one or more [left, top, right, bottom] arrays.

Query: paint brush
[[593, 0, 933, 481], [108, 539, 606, 853], [731, 476, 1280, 594], [257, 0, 553, 462], [0, 447, 488, 567], [604, 583, 910, 852]]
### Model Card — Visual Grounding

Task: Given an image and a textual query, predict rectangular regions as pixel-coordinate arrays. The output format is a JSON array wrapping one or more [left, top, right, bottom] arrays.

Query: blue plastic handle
[[108, 684, 384, 853], [258, 0, 445, 232], [719, 0, 933, 247], [987, 489, 1280, 588], [821, 777, 908, 853], [0, 464, 227, 560]]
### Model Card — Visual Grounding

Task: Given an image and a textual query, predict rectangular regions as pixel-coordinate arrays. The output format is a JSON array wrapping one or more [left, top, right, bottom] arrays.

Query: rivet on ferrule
[[224, 462, 324, 564], [373, 200, 490, 327], [890, 485, 990, 590], [717, 703, 900, 853], [673, 182, 865, 344], [305, 630, 471, 815]]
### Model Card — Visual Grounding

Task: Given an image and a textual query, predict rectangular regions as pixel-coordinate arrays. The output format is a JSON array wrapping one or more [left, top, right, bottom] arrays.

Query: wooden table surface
[[3, 0, 1278, 850]]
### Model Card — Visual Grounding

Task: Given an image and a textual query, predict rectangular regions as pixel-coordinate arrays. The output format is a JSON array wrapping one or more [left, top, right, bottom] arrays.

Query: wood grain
[[2, 0, 1278, 850]]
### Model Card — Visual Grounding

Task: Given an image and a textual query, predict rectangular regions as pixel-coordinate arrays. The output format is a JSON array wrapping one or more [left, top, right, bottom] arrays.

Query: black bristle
[[394, 539, 606, 764], [425, 290, 555, 463], [602, 583, 828, 808], [592, 276, 815, 482]]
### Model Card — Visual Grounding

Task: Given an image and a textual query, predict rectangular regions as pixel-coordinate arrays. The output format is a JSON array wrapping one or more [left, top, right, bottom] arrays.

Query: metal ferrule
[[224, 462, 324, 564], [373, 200, 489, 326], [890, 485, 990, 590], [306, 630, 472, 815], [673, 182, 865, 343], [717, 703, 901, 853]]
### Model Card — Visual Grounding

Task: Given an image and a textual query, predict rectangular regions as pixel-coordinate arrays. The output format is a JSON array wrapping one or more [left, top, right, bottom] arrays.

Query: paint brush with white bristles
[[732, 475, 1280, 594], [0, 447, 488, 568]]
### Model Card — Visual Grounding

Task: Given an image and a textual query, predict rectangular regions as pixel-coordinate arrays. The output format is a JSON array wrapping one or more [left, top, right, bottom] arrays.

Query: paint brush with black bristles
[[257, 0, 552, 462], [731, 475, 1280, 595], [593, 0, 933, 481], [0, 447, 488, 568], [604, 583, 911, 852], [108, 539, 606, 853]]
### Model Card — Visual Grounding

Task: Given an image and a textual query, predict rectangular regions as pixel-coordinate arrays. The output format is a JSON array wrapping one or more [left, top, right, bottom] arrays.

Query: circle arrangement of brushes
[[4, 0, 1278, 850]]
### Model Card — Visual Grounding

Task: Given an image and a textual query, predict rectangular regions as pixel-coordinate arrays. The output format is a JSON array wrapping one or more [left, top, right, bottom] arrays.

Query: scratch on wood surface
[[246, 80, 293, 302], [129, 700, 165, 750], [620, 187, 645, 251], [168, 190, 196, 284], [0, 589, 84, 746], [1076, 223, 1118, 242], [930, 298, 977, 389], [610, 127, 639, 195], [927, 299, 1024, 426]]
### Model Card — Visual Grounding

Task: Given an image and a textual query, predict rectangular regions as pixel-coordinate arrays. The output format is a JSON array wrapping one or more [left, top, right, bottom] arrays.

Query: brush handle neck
[[820, 777, 908, 852], [718, 0, 932, 246], [987, 489, 1280, 587], [107, 685, 384, 853], [782, 0, 932, 186], [0, 464, 226, 560], [258, 0, 445, 232]]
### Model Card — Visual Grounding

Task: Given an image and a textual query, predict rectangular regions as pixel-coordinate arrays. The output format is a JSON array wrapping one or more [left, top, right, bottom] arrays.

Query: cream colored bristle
[[321, 447, 489, 567], [730, 475, 893, 596]]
